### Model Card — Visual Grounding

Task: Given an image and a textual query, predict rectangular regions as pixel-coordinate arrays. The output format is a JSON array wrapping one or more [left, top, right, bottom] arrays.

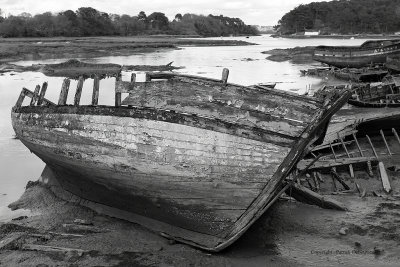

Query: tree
[[174, 13, 182, 22], [147, 12, 169, 31]]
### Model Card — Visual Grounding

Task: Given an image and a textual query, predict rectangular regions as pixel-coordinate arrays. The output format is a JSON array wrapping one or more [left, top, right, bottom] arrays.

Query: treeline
[[276, 0, 400, 35], [0, 7, 258, 37]]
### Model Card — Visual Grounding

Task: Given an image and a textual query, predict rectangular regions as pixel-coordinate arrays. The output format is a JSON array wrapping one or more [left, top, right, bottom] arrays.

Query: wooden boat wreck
[[313, 39, 400, 68], [348, 77, 400, 107], [297, 108, 400, 194], [11, 70, 351, 251]]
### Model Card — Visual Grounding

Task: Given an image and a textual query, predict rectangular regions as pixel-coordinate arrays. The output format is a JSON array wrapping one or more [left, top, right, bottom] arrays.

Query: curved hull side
[[12, 110, 291, 250]]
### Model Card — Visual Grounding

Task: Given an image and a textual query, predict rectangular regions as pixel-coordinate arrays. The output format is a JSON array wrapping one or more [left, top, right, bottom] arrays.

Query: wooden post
[[58, 78, 71, 105], [92, 75, 100, 106], [37, 82, 48, 106], [145, 73, 151, 82], [74, 76, 84, 106], [221, 68, 229, 85], [30, 85, 41, 106]]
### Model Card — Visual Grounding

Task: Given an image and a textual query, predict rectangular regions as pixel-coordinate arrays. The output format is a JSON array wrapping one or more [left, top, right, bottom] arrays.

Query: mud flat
[[0, 59, 184, 78], [263, 46, 315, 63], [0, 36, 255, 63], [1, 178, 400, 266]]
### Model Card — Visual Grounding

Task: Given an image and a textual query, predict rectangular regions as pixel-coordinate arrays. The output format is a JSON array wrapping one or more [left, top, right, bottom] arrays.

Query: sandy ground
[[1, 175, 400, 267]]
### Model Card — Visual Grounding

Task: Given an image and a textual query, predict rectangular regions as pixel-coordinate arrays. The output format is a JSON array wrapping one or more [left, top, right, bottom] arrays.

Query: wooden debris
[[48, 232, 84, 238], [286, 183, 347, 211], [0, 232, 25, 250], [331, 170, 350, 190], [73, 219, 93, 226], [62, 223, 104, 233], [22, 244, 86, 256], [379, 162, 392, 193]]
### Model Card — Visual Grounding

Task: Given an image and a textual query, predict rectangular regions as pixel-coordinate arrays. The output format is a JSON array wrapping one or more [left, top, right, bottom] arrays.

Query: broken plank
[[379, 162, 392, 193], [297, 157, 378, 171], [286, 183, 347, 211], [22, 244, 86, 256], [0, 232, 25, 250]]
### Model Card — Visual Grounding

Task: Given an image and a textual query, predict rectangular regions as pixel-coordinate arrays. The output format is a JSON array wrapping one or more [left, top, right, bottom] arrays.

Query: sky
[[0, 0, 326, 26]]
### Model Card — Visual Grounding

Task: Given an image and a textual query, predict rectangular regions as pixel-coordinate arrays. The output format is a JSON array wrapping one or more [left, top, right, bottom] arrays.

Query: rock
[[12, 216, 28, 221], [339, 227, 349, 235], [374, 247, 383, 255]]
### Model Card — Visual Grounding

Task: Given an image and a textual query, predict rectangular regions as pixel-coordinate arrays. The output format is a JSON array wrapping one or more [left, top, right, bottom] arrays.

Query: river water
[[0, 35, 367, 221]]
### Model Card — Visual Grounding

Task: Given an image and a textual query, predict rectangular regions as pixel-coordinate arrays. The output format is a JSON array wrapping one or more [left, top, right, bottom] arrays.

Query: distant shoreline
[[272, 34, 400, 39], [0, 36, 255, 64]]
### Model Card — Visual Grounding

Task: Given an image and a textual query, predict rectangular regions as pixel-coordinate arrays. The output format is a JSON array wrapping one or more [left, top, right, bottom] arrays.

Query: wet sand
[[1, 171, 400, 267]]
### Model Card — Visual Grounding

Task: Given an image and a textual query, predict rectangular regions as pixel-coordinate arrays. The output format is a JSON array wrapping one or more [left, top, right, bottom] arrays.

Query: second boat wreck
[[11, 70, 352, 251]]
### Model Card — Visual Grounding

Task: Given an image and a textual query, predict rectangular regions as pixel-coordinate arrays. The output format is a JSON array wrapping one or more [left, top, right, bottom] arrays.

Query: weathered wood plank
[[379, 162, 391, 193], [287, 183, 347, 211], [297, 157, 378, 171]]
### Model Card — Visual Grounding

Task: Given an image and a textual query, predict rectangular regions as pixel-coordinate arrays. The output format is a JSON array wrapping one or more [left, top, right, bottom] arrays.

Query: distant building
[[304, 31, 320, 36]]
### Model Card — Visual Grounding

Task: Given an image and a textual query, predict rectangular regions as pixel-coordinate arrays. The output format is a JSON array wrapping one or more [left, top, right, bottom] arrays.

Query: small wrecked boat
[[11, 70, 351, 251], [348, 76, 400, 107], [313, 39, 400, 68]]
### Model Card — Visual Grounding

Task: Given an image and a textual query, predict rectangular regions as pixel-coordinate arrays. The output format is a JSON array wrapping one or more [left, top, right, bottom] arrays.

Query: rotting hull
[[313, 40, 400, 68], [11, 98, 347, 251]]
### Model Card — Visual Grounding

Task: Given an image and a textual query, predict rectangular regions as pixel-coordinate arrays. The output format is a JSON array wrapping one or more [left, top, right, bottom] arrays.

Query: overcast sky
[[0, 0, 325, 26]]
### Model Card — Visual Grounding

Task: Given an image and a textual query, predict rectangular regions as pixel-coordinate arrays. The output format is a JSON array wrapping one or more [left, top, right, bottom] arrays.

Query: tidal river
[[0, 34, 367, 221]]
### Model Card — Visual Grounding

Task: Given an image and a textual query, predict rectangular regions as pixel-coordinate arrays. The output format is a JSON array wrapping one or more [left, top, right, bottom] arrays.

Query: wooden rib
[[366, 135, 379, 158], [30, 85, 41, 106], [37, 82, 48, 106], [58, 79, 71, 106], [353, 133, 373, 176], [392, 128, 400, 146], [74, 76, 84, 106], [380, 129, 392, 155], [92, 76, 100, 106]]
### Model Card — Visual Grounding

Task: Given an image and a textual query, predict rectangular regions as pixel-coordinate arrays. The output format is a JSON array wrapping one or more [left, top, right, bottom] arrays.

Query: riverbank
[[272, 34, 400, 39], [0, 36, 255, 64]]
